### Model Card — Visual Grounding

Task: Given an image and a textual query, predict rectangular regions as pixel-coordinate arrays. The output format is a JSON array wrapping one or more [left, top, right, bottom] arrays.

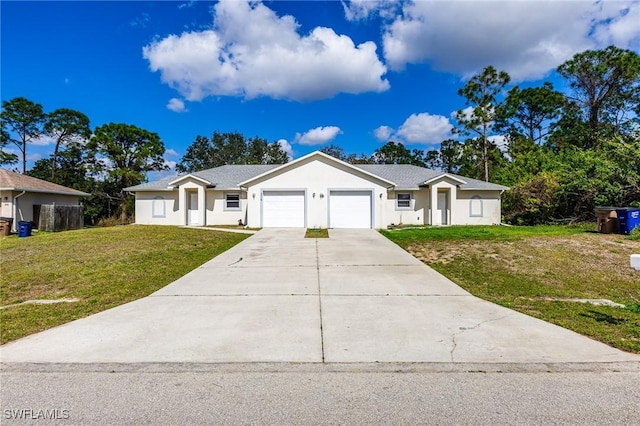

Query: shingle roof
[[0, 169, 90, 196], [352, 164, 509, 190], [125, 161, 508, 192]]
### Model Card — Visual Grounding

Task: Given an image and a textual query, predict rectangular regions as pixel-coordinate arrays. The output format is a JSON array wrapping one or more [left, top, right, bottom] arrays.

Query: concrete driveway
[[1, 228, 638, 364]]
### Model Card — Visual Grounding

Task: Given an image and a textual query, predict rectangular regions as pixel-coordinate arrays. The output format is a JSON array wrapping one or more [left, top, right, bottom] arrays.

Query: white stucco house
[[0, 169, 89, 231], [125, 151, 509, 229]]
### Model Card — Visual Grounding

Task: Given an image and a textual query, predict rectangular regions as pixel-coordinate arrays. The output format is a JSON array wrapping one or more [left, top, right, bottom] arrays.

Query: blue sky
[[2, 0, 639, 174]]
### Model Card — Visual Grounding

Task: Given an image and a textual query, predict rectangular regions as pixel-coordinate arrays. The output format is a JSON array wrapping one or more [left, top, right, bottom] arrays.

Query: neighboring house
[[0, 169, 89, 231], [125, 151, 509, 229]]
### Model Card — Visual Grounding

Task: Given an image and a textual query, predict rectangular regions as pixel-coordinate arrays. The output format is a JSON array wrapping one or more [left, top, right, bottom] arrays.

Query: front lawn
[[381, 225, 640, 353], [0, 226, 249, 344]]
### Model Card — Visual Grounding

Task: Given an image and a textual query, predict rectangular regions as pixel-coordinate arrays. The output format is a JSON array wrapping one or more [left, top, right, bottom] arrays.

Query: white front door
[[262, 190, 305, 227], [436, 192, 448, 225], [329, 190, 372, 228], [188, 192, 199, 225]]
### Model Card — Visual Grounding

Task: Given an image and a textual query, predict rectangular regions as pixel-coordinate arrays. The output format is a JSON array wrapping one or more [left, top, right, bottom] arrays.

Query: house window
[[225, 193, 241, 211], [470, 195, 483, 217], [396, 193, 411, 210], [152, 196, 166, 218]]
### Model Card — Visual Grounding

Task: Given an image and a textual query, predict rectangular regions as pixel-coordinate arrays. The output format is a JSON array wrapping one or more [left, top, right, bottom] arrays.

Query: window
[[470, 195, 483, 217], [152, 196, 166, 218], [225, 193, 241, 211], [396, 193, 411, 210]]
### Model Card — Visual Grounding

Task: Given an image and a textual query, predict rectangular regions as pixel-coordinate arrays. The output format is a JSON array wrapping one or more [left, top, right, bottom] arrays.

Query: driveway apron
[[1, 228, 638, 364]]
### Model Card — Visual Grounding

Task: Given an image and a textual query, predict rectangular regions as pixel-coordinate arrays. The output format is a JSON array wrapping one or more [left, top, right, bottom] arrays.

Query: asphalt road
[[2, 364, 639, 425]]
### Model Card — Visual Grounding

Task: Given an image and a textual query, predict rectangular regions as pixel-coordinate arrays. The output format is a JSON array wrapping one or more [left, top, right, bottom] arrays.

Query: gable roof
[[352, 164, 509, 190], [125, 152, 509, 192], [238, 151, 396, 187], [0, 169, 90, 196]]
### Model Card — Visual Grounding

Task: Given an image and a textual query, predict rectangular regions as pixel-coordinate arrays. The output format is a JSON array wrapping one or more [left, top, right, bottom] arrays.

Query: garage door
[[329, 190, 372, 229], [262, 190, 305, 227]]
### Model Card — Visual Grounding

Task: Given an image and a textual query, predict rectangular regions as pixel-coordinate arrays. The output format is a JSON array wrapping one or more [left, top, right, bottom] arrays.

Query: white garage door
[[329, 190, 372, 229], [262, 190, 306, 227]]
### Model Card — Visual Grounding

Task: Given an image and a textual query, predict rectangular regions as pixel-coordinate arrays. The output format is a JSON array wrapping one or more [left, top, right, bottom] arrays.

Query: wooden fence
[[34, 204, 84, 232]]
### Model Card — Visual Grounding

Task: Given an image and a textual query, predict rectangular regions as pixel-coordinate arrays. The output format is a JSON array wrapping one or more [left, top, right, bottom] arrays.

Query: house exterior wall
[[1, 190, 13, 218], [9, 191, 81, 224], [244, 157, 389, 228], [385, 190, 429, 226], [453, 190, 503, 225], [134, 191, 180, 225], [206, 190, 248, 226]]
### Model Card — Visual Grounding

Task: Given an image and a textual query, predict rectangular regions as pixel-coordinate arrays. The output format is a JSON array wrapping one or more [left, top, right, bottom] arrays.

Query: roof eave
[[0, 187, 89, 197]]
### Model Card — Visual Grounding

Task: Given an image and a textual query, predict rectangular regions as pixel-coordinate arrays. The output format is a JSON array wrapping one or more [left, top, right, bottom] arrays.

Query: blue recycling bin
[[616, 208, 640, 235], [17, 221, 33, 238]]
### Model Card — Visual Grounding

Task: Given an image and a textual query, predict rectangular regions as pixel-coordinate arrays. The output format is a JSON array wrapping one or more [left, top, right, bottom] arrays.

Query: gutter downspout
[[12, 190, 26, 232]]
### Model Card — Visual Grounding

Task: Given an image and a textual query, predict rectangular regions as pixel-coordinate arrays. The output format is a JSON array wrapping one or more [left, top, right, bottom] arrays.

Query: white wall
[[134, 191, 180, 225], [245, 157, 389, 228], [453, 190, 503, 225], [206, 190, 248, 226], [12, 192, 81, 223], [385, 190, 429, 226]]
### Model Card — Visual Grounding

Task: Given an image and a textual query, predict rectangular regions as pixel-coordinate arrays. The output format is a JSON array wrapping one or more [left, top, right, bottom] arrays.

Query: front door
[[436, 192, 448, 225], [188, 192, 199, 225]]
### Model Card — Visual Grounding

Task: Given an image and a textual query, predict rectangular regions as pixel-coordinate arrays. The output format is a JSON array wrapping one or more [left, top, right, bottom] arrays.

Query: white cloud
[[488, 135, 508, 153], [373, 125, 393, 142], [26, 153, 42, 161], [166, 98, 187, 113], [295, 126, 342, 146], [396, 113, 452, 144], [378, 113, 452, 145], [342, 0, 401, 21], [382, 1, 640, 81], [163, 160, 177, 170], [165, 148, 180, 157], [277, 139, 294, 160], [143, 0, 389, 102], [29, 135, 56, 146]]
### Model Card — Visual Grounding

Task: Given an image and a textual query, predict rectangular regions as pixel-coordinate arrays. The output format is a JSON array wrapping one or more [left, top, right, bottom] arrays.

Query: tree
[[557, 46, 640, 147], [372, 141, 426, 166], [454, 66, 510, 181], [177, 132, 289, 173], [498, 83, 566, 154], [87, 123, 167, 222], [29, 144, 89, 190], [44, 108, 91, 179], [320, 144, 348, 161], [0, 127, 18, 165], [0, 97, 45, 173]]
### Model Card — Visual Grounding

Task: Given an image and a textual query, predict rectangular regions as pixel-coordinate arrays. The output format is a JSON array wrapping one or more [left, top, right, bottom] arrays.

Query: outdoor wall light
[[252, 193, 255, 199], [319, 193, 324, 198], [379, 193, 383, 198], [312, 192, 316, 198]]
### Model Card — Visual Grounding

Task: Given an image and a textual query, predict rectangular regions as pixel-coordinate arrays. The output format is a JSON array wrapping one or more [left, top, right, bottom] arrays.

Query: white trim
[[239, 151, 396, 187], [469, 195, 483, 217], [0, 188, 89, 196], [152, 195, 166, 218], [422, 173, 467, 186], [260, 189, 307, 228], [224, 192, 241, 211], [395, 192, 412, 211], [328, 188, 374, 229], [168, 174, 212, 186]]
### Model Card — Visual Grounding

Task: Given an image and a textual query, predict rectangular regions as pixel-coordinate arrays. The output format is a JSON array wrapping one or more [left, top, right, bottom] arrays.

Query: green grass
[[382, 225, 640, 353], [0, 226, 249, 344], [305, 228, 329, 238]]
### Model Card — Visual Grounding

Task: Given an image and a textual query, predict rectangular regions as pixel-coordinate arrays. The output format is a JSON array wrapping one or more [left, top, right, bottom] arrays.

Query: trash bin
[[616, 208, 640, 235], [594, 207, 618, 234], [17, 221, 33, 238], [0, 217, 13, 236]]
